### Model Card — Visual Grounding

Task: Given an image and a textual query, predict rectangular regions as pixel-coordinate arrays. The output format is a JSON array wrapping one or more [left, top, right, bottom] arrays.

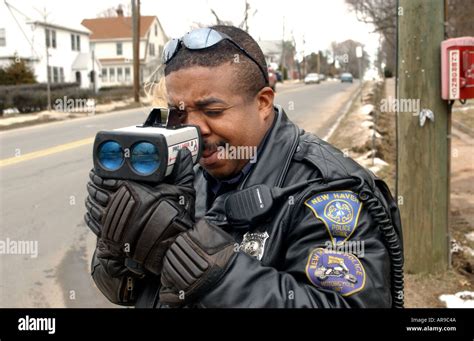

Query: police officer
[[85, 25, 404, 308]]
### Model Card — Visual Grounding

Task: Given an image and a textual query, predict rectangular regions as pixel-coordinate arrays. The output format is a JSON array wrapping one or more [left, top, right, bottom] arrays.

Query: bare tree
[[97, 3, 132, 18], [209, 9, 234, 26], [238, 0, 257, 32], [446, 0, 474, 38], [330, 39, 370, 78], [345, 0, 397, 75], [346, 0, 474, 76], [346, 0, 397, 45]]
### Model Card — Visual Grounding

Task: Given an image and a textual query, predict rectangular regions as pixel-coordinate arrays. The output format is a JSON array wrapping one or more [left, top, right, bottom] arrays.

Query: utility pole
[[356, 45, 363, 84], [397, 0, 450, 273], [132, 0, 140, 103], [280, 17, 285, 79], [39, 7, 52, 111], [316, 51, 320, 74], [91, 47, 96, 93], [302, 35, 306, 77], [45, 35, 51, 111]]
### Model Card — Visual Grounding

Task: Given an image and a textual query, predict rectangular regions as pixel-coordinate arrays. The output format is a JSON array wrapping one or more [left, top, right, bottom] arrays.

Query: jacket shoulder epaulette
[[294, 130, 376, 189]]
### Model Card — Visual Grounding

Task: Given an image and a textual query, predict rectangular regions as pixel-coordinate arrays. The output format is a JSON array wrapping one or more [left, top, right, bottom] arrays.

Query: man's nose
[[186, 111, 211, 136]]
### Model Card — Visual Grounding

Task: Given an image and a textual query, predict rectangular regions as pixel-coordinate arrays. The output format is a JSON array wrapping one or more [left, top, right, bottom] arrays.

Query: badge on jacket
[[240, 231, 269, 261], [305, 248, 366, 296], [304, 190, 363, 246]]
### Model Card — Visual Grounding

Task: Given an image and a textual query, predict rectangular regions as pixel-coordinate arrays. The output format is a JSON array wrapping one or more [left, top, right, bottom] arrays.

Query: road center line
[[0, 137, 94, 168]]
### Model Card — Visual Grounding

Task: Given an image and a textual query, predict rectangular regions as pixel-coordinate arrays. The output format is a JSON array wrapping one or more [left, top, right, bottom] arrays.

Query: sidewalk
[[0, 96, 150, 131]]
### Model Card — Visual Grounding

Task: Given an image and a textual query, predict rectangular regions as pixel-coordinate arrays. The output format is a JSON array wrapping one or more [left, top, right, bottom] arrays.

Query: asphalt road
[[0, 80, 359, 307]]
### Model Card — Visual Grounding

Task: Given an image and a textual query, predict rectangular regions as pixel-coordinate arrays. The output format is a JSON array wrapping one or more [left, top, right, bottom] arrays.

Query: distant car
[[275, 70, 283, 82], [340, 73, 353, 83], [304, 73, 320, 84], [268, 67, 277, 91], [318, 73, 326, 81]]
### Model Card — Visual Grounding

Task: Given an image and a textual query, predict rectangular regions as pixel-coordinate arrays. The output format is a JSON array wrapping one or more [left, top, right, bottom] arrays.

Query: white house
[[82, 10, 168, 88], [0, 1, 101, 90]]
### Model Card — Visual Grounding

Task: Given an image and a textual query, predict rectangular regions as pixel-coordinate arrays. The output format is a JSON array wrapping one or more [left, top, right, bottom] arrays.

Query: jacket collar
[[238, 104, 299, 189]]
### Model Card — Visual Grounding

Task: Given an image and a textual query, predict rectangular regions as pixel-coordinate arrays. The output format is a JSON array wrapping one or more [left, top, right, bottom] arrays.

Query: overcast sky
[[6, 0, 380, 61]]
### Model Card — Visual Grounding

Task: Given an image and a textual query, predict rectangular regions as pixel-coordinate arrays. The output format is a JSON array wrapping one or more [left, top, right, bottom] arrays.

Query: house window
[[102, 68, 108, 82], [47, 66, 64, 83], [45, 28, 50, 48], [154, 24, 157, 36], [149, 43, 155, 56], [117, 67, 123, 82], [71, 34, 81, 51], [51, 30, 56, 48], [116, 43, 122, 55], [0, 28, 6, 47], [53, 67, 59, 83], [158, 45, 163, 58], [109, 67, 115, 82], [124, 67, 131, 82]]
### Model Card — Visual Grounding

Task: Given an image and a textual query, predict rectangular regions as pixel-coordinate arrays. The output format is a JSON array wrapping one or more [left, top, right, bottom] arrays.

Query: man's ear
[[256, 86, 275, 121]]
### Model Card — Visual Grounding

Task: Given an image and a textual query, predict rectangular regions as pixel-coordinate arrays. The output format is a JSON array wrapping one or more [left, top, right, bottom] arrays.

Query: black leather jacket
[[91, 105, 403, 308]]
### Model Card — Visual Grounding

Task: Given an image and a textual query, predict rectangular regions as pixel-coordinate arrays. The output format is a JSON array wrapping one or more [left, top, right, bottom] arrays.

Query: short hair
[[164, 25, 268, 98]]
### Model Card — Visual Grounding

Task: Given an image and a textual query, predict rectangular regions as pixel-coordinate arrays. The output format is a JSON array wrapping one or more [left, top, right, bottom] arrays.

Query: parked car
[[304, 73, 320, 84], [268, 67, 277, 91], [318, 73, 326, 81], [340, 73, 353, 83]]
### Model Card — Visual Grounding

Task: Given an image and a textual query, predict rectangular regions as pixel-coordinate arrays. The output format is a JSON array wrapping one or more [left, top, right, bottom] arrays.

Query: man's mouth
[[202, 145, 218, 158], [202, 141, 224, 158], [201, 141, 225, 166]]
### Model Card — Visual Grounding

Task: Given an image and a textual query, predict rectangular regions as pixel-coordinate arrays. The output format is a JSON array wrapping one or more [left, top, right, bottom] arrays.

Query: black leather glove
[[159, 219, 239, 307], [85, 148, 196, 275], [85, 171, 123, 239]]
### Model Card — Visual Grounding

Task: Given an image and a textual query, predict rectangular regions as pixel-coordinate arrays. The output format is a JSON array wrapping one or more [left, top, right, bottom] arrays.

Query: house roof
[[29, 21, 91, 35], [81, 16, 156, 40]]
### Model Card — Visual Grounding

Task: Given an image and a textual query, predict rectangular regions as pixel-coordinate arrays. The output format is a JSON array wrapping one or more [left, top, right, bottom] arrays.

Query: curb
[[323, 84, 364, 141]]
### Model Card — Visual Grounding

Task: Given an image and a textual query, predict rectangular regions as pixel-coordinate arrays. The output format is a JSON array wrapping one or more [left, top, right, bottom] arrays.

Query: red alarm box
[[441, 36, 474, 100]]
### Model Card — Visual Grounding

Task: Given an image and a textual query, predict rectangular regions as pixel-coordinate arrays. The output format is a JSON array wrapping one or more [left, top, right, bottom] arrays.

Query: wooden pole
[[132, 0, 140, 103], [397, 0, 450, 273]]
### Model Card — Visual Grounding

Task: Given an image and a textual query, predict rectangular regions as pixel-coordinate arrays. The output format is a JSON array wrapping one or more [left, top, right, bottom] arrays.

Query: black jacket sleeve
[[198, 188, 392, 308]]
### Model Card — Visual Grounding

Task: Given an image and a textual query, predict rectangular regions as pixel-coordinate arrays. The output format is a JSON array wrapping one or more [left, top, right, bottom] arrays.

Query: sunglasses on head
[[162, 27, 269, 85]]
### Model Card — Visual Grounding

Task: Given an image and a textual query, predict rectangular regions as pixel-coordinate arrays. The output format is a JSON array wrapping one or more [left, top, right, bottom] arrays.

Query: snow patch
[[439, 291, 474, 308], [360, 104, 374, 116], [466, 231, 474, 242]]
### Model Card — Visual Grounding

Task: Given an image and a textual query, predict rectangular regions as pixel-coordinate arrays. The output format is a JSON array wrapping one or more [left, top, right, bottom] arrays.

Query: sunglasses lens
[[162, 39, 179, 63], [182, 28, 223, 49]]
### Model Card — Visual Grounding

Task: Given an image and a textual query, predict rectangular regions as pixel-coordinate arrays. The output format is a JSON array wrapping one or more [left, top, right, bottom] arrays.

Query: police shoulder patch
[[304, 190, 362, 246], [305, 248, 366, 296]]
